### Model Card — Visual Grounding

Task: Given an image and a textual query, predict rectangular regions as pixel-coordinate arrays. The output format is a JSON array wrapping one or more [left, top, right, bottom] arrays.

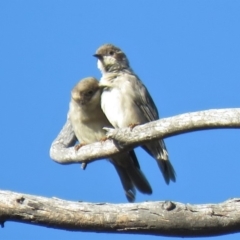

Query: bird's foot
[[74, 143, 87, 170], [128, 122, 140, 130], [100, 137, 108, 142], [74, 143, 86, 151]]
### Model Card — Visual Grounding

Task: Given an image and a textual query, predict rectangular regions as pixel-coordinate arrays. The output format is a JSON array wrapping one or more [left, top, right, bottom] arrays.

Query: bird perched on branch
[[68, 77, 152, 202], [93, 44, 176, 184]]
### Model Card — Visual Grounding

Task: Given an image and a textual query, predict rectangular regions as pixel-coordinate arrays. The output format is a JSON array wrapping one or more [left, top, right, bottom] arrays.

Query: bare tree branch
[[0, 189, 240, 237], [5, 108, 239, 235], [50, 108, 240, 165]]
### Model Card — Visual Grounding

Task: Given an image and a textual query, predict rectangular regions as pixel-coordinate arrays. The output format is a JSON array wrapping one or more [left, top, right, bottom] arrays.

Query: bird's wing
[[128, 73, 159, 121]]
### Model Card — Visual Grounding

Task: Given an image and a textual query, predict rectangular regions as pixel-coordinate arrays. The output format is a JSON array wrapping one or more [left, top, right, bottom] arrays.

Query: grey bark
[[50, 108, 240, 165], [0, 190, 240, 237], [3, 108, 236, 236]]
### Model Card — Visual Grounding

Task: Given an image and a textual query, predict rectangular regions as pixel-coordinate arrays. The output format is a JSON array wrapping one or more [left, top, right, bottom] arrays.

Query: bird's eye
[[109, 51, 114, 56], [86, 90, 93, 96]]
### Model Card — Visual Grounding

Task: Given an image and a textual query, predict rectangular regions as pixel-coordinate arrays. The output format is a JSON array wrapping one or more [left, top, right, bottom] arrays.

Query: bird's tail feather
[[127, 150, 152, 194], [111, 150, 152, 202], [113, 164, 136, 202], [143, 139, 176, 184]]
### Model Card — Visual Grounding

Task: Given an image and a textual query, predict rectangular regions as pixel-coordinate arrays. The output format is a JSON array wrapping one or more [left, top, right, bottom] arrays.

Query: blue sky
[[1, 1, 240, 239]]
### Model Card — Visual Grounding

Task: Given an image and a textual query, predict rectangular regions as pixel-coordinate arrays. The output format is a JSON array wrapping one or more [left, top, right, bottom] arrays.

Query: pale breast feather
[[101, 88, 125, 128]]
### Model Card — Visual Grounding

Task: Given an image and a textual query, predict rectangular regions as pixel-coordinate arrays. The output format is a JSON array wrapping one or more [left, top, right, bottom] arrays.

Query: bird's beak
[[98, 82, 105, 88], [99, 82, 109, 89], [93, 54, 103, 60]]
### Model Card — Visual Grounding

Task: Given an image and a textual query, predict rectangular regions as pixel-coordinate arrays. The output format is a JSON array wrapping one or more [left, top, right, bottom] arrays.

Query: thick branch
[[105, 108, 240, 145], [50, 118, 121, 164], [0, 190, 240, 237], [50, 108, 240, 165]]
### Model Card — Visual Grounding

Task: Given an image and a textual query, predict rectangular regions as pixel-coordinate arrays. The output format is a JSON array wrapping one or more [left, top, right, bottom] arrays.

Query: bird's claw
[[128, 122, 140, 130], [100, 137, 108, 142], [74, 143, 86, 151]]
